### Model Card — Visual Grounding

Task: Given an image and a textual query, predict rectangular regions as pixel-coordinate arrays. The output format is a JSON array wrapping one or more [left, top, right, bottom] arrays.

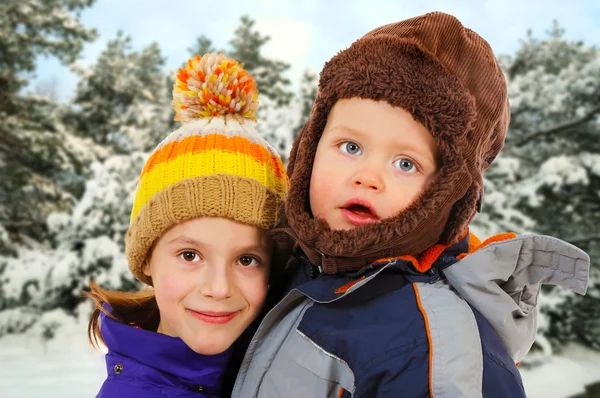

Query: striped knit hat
[[125, 53, 288, 285]]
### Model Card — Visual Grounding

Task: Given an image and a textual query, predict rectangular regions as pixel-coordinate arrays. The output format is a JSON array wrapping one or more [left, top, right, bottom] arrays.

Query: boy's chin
[[325, 217, 359, 231], [330, 223, 356, 231], [326, 212, 381, 230], [315, 211, 378, 231]]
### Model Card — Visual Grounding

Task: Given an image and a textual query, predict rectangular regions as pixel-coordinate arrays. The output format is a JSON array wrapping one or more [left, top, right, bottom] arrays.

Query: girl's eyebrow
[[166, 236, 202, 246], [234, 243, 271, 254], [166, 235, 270, 253]]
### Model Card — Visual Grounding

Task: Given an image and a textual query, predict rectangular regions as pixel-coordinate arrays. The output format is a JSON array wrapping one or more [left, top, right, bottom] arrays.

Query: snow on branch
[[567, 234, 600, 246], [515, 103, 600, 147]]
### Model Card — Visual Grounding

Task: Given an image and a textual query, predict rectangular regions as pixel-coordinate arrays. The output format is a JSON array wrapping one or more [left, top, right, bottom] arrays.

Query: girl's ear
[[142, 241, 156, 283], [142, 258, 152, 278]]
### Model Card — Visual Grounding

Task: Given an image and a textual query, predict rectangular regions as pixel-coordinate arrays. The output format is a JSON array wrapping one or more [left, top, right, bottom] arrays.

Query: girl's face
[[144, 217, 272, 355]]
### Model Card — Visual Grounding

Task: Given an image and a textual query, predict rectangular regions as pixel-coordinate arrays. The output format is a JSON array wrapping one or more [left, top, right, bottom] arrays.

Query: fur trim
[[285, 13, 510, 273], [286, 37, 477, 272]]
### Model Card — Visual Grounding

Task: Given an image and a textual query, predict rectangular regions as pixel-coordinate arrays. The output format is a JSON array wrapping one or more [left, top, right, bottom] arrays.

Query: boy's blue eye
[[237, 256, 259, 267], [393, 158, 417, 173], [339, 141, 362, 155]]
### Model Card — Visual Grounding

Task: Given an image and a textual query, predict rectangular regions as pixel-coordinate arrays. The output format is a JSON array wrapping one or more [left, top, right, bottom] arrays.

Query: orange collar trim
[[392, 229, 470, 273], [365, 230, 517, 273], [333, 230, 518, 294], [456, 232, 517, 261]]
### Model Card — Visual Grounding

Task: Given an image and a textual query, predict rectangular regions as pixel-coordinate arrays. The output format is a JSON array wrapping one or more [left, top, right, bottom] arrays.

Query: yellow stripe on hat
[[131, 150, 287, 221], [140, 134, 286, 182]]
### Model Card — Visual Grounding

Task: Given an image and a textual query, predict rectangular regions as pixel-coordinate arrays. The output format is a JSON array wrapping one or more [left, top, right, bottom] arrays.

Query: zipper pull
[[427, 267, 442, 284]]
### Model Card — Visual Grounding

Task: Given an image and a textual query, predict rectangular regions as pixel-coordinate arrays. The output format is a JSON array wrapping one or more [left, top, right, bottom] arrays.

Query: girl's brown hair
[[84, 280, 160, 349]]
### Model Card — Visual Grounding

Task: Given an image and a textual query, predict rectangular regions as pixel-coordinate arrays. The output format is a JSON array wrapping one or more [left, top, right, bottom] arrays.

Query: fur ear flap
[[442, 182, 482, 244], [476, 191, 483, 213]]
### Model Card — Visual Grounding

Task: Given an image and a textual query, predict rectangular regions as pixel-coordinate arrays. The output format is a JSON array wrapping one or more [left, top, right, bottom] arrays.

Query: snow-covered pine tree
[[257, 95, 300, 164], [69, 31, 172, 152], [226, 15, 298, 161], [294, 68, 318, 139], [188, 34, 219, 56], [485, 22, 600, 350], [229, 15, 294, 107], [0, 15, 174, 335], [0, 152, 146, 336], [0, 0, 98, 253], [470, 156, 534, 238], [0, 0, 97, 116]]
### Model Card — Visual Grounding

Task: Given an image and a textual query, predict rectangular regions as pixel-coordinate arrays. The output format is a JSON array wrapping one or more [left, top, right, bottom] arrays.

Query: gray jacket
[[232, 235, 589, 397]]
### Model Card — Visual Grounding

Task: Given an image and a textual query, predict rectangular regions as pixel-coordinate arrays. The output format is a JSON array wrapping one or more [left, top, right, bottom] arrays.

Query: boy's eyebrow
[[397, 141, 439, 165], [328, 124, 367, 138]]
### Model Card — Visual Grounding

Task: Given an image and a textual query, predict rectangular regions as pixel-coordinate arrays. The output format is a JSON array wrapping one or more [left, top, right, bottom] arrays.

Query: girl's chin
[[186, 340, 232, 356], [181, 330, 236, 355]]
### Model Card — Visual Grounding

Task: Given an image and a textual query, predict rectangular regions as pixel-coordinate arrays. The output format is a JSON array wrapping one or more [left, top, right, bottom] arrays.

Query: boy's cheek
[[307, 183, 320, 216], [309, 176, 335, 211]]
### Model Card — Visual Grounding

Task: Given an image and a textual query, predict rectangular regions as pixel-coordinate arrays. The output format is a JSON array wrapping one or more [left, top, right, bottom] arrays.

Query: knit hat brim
[[126, 174, 283, 285]]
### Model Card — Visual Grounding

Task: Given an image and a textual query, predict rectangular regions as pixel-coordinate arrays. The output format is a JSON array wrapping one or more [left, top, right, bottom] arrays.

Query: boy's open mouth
[[341, 199, 380, 226], [346, 204, 376, 217]]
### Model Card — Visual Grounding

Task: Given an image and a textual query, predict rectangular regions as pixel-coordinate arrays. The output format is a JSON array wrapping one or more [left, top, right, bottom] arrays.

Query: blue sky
[[33, 0, 600, 101]]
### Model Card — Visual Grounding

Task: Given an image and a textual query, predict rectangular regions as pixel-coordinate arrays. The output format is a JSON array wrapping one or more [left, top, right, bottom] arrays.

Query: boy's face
[[144, 217, 271, 355], [309, 98, 439, 230]]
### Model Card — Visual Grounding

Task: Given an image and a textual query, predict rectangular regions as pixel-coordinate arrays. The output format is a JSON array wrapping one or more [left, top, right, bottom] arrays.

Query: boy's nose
[[353, 171, 384, 192]]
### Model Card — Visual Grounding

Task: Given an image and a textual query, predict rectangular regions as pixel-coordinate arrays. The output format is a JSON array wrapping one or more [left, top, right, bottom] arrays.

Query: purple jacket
[[97, 308, 232, 397]]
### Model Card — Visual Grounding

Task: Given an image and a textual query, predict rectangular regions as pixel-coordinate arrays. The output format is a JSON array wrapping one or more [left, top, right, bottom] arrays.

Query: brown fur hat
[[284, 12, 510, 273]]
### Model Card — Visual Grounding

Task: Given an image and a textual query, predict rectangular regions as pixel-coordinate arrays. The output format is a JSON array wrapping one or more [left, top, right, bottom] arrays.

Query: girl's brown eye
[[238, 256, 258, 267], [180, 251, 200, 262]]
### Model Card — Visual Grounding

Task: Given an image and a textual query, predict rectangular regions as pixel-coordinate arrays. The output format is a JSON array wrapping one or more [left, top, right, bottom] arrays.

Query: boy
[[232, 12, 590, 397]]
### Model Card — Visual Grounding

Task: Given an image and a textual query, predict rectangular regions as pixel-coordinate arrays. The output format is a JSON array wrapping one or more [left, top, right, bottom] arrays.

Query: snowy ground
[[0, 306, 106, 397], [1, 308, 599, 397], [521, 346, 600, 397]]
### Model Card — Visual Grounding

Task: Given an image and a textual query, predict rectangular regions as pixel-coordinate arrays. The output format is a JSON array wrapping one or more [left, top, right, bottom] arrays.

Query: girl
[[85, 53, 288, 397]]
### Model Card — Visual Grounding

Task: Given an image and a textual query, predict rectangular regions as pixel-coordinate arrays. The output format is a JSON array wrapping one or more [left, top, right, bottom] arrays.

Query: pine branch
[[567, 234, 600, 246], [514, 104, 600, 147], [0, 221, 37, 228]]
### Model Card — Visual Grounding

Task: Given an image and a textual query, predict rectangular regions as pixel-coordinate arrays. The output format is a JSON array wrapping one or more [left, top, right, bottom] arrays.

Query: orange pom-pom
[[172, 53, 259, 122]]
